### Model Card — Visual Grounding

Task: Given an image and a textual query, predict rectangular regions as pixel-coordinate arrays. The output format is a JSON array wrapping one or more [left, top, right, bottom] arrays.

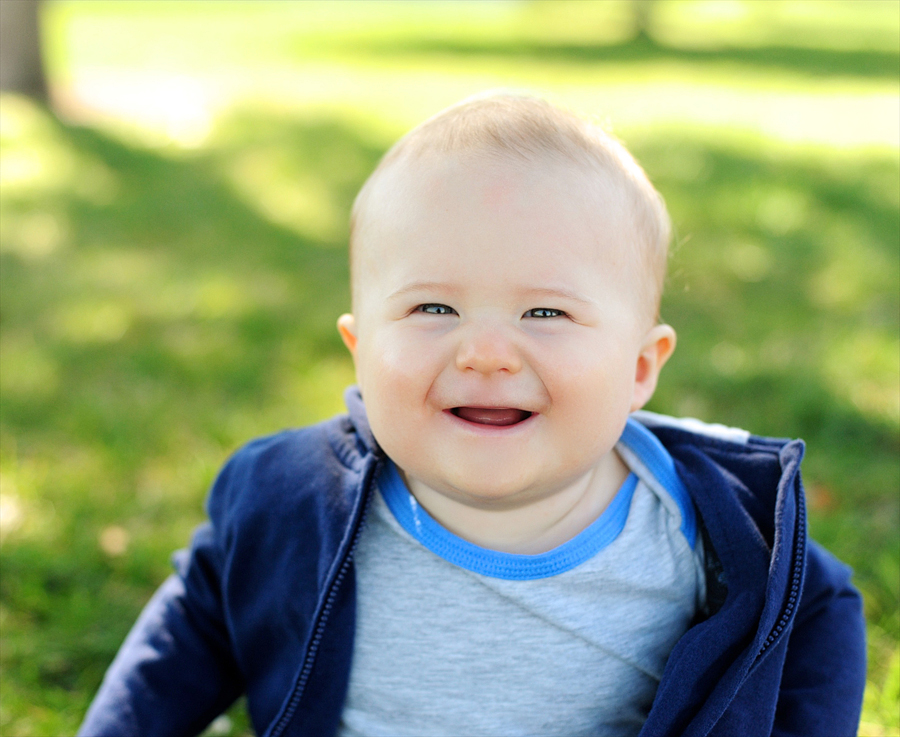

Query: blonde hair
[[349, 93, 671, 320]]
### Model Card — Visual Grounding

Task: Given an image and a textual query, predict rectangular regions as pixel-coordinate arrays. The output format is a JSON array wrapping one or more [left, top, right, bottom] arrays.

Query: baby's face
[[340, 153, 673, 508]]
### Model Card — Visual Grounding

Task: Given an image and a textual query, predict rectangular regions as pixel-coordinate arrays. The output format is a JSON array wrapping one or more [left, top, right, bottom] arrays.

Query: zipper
[[268, 460, 378, 737], [755, 477, 806, 659]]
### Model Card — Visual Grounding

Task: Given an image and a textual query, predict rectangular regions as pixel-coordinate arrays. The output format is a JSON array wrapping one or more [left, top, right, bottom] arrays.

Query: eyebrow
[[386, 281, 461, 301], [386, 281, 596, 307], [521, 286, 597, 308]]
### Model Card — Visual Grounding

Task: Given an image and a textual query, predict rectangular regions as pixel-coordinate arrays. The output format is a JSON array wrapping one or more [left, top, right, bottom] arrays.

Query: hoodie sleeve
[[771, 540, 866, 737], [77, 469, 244, 736]]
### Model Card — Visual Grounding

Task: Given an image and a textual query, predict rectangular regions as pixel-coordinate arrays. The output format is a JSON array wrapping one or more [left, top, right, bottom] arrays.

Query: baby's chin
[[403, 466, 581, 512]]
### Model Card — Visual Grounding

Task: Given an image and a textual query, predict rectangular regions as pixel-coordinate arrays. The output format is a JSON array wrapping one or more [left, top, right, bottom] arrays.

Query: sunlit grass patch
[[41, 0, 900, 152], [653, 0, 899, 52]]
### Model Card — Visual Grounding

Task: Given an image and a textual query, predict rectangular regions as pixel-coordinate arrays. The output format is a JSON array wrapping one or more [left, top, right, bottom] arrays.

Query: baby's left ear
[[631, 324, 676, 412], [337, 313, 358, 357]]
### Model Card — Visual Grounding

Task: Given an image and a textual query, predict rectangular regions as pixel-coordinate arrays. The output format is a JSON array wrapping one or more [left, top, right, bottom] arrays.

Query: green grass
[[1, 1, 898, 734]]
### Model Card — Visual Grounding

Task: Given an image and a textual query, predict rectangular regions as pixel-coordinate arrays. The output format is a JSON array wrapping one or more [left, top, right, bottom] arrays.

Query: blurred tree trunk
[[0, 0, 47, 100], [632, 0, 656, 41]]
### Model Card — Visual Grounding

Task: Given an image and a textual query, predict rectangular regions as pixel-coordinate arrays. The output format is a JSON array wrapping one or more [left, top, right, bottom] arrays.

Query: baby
[[80, 94, 866, 737]]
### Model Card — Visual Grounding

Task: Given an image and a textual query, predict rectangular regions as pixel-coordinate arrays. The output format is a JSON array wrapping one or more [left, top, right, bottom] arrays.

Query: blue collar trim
[[378, 463, 638, 581], [619, 418, 697, 549]]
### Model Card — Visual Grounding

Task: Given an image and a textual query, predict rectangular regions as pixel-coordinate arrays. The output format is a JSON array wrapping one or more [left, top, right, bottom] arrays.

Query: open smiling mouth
[[450, 407, 534, 427]]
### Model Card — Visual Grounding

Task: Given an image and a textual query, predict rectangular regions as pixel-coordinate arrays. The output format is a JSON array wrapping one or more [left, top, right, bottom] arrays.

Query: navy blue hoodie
[[79, 388, 866, 736]]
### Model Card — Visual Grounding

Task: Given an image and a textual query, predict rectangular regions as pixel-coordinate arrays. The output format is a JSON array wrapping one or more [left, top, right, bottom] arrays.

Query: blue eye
[[524, 308, 565, 318], [418, 304, 457, 315]]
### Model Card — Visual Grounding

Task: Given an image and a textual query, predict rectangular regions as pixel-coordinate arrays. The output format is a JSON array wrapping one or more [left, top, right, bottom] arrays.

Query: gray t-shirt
[[338, 417, 705, 737]]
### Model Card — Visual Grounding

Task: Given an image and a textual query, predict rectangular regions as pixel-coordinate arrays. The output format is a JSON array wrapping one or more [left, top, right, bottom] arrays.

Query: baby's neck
[[401, 451, 630, 555]]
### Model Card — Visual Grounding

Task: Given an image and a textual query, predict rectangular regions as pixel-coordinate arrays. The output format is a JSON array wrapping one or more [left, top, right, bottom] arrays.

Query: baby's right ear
[[337, 313, 358, 356]]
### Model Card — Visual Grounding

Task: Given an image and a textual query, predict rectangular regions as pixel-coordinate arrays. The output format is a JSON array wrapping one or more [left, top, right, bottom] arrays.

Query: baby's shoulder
[[631, 410, 752, 445], [206, 413, 371, 529], [631, 410, 797, 461]]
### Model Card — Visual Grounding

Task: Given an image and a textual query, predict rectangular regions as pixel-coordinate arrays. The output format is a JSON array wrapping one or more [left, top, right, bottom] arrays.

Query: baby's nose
[[455, 326, 522, 375]]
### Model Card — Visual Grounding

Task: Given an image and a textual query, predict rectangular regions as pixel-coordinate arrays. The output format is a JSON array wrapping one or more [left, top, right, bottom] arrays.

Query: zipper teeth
[[758, 484, 806, 657], [269, 464, 377, 737], [273, 567, 347, 732]]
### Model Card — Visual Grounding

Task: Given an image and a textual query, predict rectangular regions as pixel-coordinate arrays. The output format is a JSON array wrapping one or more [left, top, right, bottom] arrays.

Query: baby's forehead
[[358, 148, 628, 235], [353, 150, 647, 284]]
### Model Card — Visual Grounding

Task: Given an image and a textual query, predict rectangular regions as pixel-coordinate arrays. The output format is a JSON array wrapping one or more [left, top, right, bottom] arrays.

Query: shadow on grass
[[338, 34, 900, 79]]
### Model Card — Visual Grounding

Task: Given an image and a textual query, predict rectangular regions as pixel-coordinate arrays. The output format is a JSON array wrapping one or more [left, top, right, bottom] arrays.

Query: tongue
[[454, 407, 531, 426]]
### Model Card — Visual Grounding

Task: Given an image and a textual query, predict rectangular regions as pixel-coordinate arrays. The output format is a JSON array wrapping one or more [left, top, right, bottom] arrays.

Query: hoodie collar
[[344, 385, 379, 455]]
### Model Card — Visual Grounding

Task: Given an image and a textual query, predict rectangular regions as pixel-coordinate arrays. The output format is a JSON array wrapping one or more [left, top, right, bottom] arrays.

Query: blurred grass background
[[0, 1, 897, 734]]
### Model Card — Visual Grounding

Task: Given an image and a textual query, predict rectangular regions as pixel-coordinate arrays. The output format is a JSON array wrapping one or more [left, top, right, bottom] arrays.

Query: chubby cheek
[[539, 345, 636, 447], [359, 330, 440, 398], [355, 330, 444, 452]]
